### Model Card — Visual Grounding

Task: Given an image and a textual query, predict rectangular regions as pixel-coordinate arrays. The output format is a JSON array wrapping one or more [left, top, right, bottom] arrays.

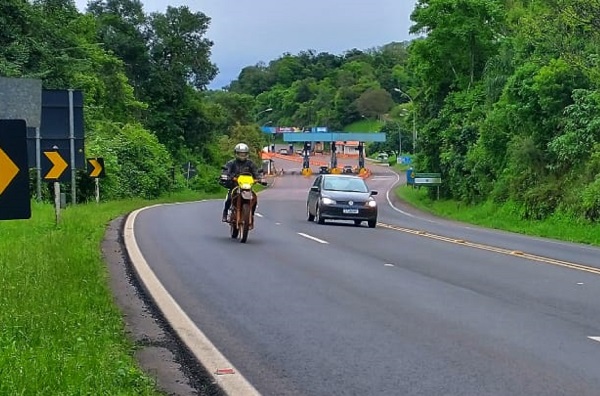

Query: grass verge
[[0, 190, 221, 395], [396, 185, 600, 247], [391, 161, 412, 172]]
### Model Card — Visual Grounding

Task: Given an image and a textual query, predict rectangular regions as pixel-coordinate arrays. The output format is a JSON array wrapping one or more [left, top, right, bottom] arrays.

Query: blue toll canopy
[[282, 132, 386, 142]]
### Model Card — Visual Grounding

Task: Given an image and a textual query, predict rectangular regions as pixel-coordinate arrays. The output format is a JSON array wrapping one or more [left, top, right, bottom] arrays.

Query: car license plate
[[343, 208, 359, 214]]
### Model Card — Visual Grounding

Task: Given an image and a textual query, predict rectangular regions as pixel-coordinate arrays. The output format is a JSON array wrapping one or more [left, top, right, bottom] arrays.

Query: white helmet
[[234, 143, 250, 161]]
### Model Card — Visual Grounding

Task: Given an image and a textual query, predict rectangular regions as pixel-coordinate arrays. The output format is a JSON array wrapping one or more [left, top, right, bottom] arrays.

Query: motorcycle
[[221, 171, 266, 243]]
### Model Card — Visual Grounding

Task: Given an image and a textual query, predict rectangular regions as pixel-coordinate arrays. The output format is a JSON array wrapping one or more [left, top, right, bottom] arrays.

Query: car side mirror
[[370, 190, 378, 196], [310, 186, 320, 192]]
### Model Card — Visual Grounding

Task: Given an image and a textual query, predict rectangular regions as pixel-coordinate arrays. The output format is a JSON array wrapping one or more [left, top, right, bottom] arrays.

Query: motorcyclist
[[220, 142, 261, 222]]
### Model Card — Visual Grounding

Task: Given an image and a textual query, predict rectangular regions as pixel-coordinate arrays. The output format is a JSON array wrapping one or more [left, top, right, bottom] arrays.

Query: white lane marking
[[255, 212, 263, 218], [384, 169, 419, 219], [275, 222, 281, 225], [124, 207, 260, 396], [297, 232, 329, 244], [384, 263, 395, 267], [588, 337, 600, 343]]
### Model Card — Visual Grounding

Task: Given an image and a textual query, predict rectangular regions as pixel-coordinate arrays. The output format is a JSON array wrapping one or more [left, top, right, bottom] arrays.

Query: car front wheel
[[307, 204, 315, 221], [315, 204, 325, 224], [367, 219, 376, 228]]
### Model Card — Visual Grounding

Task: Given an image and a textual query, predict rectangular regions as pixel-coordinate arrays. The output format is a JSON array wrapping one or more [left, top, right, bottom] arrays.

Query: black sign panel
[[40, 90, 84, 139], [0, 120, 31, 220], [25, 88, 86, 170]]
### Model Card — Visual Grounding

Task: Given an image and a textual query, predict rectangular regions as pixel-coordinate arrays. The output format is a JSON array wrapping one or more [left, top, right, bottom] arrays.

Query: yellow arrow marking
[[44, 151, 68, 179], [89, 159, 102, 178], [0, 147, 19, 195]]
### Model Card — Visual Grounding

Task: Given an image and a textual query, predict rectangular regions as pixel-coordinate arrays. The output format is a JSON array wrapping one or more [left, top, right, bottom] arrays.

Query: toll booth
[[282, 132, 386, 172], [260, 126, 386, 175]]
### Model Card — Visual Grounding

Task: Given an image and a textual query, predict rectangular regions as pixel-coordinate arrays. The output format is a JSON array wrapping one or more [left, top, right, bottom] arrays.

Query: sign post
[[182, 161, 196, 187], [54, 181, 61, 223], [36, 127, 41, 200], [69, 89, 76, 204], [186, 162, 191, 187]]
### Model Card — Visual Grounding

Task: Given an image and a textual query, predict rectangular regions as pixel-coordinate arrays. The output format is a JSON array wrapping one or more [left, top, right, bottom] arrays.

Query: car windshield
[[323, 177, 368, 193]]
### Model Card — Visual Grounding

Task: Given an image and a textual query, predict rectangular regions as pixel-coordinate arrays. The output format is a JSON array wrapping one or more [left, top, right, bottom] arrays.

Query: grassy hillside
[[343, 119, 384, 133]]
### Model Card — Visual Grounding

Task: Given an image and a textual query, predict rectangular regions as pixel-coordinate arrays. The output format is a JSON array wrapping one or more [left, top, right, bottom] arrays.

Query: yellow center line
[[377, 222, 600, 275]]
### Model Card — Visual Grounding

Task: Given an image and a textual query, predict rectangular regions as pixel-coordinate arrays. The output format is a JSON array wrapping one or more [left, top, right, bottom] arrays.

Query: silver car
[[307, 174, 378, 228]]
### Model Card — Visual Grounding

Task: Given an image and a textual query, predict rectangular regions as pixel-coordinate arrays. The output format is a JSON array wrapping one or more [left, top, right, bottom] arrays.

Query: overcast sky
[[75, 0, 418, 89]]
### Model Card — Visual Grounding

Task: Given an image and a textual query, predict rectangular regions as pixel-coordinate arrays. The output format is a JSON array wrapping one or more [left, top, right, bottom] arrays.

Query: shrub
[[581, 177, 600, 221]]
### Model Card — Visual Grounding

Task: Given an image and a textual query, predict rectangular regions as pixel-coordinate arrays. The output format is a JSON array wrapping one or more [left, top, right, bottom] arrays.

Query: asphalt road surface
[[126, 158, 600, 395]]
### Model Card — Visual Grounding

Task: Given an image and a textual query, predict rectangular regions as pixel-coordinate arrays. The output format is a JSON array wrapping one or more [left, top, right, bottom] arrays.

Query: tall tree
[[87, 0, 150, 96], [148, 5, 217, 90], [409, 0, 505, 106]]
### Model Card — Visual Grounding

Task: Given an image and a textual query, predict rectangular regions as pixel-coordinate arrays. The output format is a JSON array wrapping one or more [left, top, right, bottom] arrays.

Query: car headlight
[[321, 197, 336, 205], [366, 199, 377, 208]]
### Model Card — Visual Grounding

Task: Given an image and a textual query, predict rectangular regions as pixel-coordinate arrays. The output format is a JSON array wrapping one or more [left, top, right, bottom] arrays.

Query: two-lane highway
[[126, 162, 600, 395]]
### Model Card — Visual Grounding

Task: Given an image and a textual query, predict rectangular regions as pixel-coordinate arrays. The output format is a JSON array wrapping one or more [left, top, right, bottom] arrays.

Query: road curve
[[125, 161, 600, 396]]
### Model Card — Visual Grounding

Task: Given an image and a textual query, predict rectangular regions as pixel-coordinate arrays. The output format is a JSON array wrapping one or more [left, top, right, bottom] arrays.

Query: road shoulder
[[102, 216, 224, 396]]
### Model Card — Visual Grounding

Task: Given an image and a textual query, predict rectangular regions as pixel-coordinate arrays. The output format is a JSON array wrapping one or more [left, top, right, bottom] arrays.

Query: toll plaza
[[261, 126, 386, 176]]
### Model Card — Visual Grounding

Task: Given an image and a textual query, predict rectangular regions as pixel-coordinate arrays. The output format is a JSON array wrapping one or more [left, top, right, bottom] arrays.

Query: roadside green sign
[[414, 173, 441, 186]]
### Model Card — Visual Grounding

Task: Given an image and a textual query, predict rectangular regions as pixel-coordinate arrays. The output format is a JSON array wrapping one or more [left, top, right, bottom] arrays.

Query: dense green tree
[[355, 88, 394, 119], [87, 0, 150, 97], [228, 42, 411, 128], [409, 0, 505, 110], [228, 64, 272, 95], [148, 6, 217, 90], [207, 91, 255, 125]]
